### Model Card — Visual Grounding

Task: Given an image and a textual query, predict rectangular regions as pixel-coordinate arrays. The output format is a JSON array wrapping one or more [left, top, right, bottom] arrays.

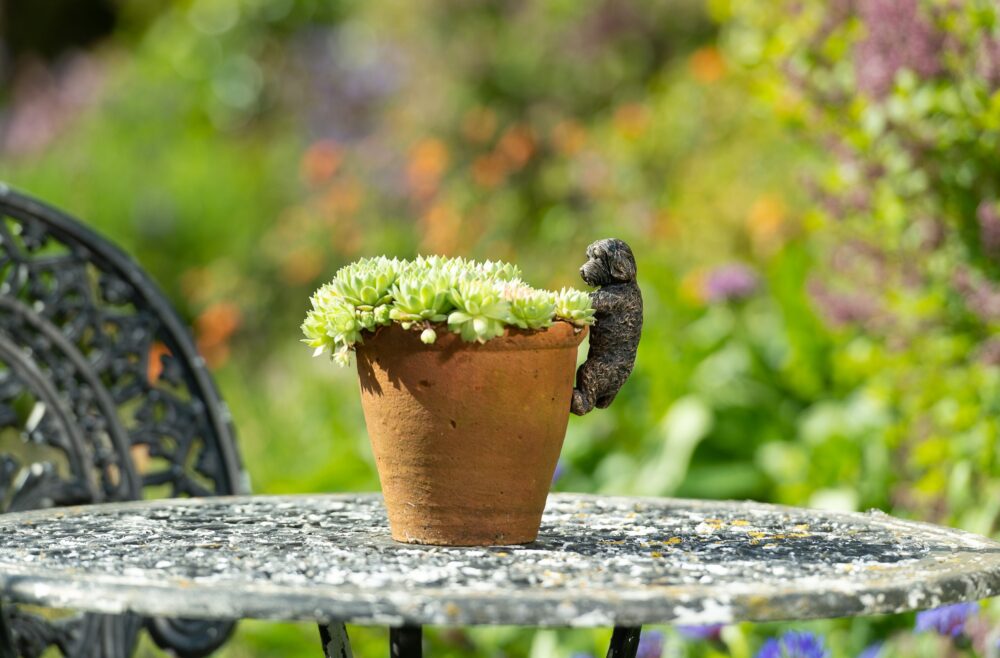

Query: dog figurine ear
[[609, 245, 637, 282]]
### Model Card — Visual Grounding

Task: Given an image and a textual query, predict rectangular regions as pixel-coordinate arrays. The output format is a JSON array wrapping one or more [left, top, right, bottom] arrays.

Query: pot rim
[[357, 320, 588, 353]]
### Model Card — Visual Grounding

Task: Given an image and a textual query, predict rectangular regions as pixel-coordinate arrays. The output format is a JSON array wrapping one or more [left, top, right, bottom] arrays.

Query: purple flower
[[636, 630, 664, 658], [857, 643, 883, 658], [952, 267, 1000, 322], [854, 0, 943, 98], [676, 624, 724, 641], [807, 275, 887, 330], [980, 337, 1000, 366], [703, 263, 759, 303], [977, 201, 1000, 255], [915, 602, 978, 637], [756, 631, 830, 658], [978, 35, 1000, 89]]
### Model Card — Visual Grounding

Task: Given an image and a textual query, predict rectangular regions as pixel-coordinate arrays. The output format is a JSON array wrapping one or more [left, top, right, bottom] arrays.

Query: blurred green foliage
[[722, 0, 1000, 529], [2, 0, 1000, 656]]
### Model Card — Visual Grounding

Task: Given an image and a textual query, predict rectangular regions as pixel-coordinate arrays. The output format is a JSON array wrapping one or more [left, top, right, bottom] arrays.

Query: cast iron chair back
[[0, 186, 248, 657]]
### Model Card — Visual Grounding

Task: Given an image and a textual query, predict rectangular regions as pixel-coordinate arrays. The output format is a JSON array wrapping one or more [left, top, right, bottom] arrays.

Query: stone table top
[[0, 493, 999, 627]]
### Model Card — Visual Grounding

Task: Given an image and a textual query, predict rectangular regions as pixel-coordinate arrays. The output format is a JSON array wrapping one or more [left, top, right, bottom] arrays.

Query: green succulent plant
[[475, 259, 522, 282], [300, 290, 362, 356], [302, 254, 594, 365], [328, 256, 402, 309], [505, 285, 556, 330], [389, 276, 452, 327], [447, 279, 512, 343], [554, 287, 596, 326]]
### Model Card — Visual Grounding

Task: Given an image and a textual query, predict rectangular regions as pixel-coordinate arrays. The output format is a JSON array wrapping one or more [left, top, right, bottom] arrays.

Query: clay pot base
[[356, 322, 587, 546], [390, 510, 543, 547]]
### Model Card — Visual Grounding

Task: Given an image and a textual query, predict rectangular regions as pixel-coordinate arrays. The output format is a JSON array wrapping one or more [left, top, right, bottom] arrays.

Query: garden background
[[2, 0, 999, 656]]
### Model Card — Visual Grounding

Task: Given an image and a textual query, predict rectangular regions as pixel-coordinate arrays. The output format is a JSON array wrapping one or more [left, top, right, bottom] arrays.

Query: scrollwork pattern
[[0, 187, 246, 657]]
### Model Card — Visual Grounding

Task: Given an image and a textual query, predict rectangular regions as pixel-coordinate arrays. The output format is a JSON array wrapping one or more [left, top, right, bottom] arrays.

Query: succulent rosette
[[447, 279, 513, 343], [506, 285, 556, 330], [302, 255, 594, 365], [554, 287, 597, 326]]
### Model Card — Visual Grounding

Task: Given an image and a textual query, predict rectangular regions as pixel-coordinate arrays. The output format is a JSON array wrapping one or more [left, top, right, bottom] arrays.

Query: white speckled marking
[[0, 493, 998, 627]]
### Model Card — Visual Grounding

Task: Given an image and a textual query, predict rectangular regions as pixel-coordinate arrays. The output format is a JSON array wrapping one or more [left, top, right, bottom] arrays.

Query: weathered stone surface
[[0, 494, 998, 627]]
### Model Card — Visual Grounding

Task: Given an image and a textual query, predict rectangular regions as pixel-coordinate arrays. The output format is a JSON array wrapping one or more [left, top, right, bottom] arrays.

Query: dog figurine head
[[579, 238, 637, 287]]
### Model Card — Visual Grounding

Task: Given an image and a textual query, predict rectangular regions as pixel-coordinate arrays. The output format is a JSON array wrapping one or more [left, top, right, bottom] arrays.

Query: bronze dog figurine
[[571, 238, 643, 415]]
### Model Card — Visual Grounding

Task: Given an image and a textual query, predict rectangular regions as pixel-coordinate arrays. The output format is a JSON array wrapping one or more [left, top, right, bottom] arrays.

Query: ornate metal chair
[[0, 185, 249, 657]]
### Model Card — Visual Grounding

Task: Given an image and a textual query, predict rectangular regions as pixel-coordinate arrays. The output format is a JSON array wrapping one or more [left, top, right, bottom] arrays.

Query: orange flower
[[147, 341, 171, 383], [472, 152, 509, 189], [497, 124, 536, 170], [300, 140, 343, 186], [747, 194, 787, 255], [613, 103, 650, 140], [195, 302, 243, 368], [130, 444, 151, 475], [321, 177, 363, 217], [419, 203, 462, 254], [552, 119, 587, 156], [407, 138, 450, 200], [689, 46, 726, 84]]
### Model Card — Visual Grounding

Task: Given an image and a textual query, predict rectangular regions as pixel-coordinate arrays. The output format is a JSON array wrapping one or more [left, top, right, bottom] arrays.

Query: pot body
[[355, 321, 587, 546]]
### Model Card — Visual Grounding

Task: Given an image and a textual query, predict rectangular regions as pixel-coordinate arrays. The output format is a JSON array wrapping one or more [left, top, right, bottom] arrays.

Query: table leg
[[390, 625, 422, 658], [606, 626, 642, 658], [318, 622, 353, 658], [0, 600, 15, 658]]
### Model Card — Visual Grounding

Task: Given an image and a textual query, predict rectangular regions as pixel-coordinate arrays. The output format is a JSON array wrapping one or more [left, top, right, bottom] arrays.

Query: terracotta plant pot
[[355, 321, 587, 546]]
